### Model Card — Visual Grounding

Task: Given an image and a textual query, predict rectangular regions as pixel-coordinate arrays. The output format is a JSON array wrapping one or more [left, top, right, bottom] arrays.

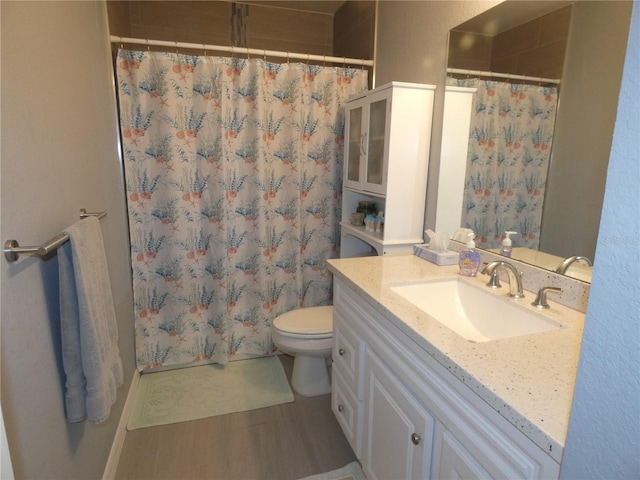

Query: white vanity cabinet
[[340, 82, 435, 257], [331, 278, 561, 480], [362, 349, 435, 478]]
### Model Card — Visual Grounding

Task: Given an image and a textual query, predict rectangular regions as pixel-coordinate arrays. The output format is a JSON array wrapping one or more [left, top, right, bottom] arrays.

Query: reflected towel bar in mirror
[[4, 209, 107, 262]]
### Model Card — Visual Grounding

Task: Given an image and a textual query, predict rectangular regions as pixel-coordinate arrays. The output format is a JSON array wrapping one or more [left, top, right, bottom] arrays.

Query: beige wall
[[374, 0, 500, 231], [1, 2, 135, 478], [540, 1, 632, 259]]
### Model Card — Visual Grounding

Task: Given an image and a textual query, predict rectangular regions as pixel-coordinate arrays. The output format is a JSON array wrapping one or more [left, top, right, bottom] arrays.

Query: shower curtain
[[116, 49, 367, 371], [448, 78, 558, 250]]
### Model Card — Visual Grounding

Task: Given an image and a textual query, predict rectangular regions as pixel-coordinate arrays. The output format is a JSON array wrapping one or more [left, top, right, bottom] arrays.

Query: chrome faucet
[[481, 261, 525, 298], [555, 255, 593, 274]]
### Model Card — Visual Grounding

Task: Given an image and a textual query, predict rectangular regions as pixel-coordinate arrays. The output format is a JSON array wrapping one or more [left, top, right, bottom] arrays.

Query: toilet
[[272, 305, 334, 396]]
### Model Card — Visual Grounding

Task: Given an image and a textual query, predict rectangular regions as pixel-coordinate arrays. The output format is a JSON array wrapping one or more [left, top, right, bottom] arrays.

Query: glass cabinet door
[[346, 105, 363, 184], [365, 98, 387, 187]]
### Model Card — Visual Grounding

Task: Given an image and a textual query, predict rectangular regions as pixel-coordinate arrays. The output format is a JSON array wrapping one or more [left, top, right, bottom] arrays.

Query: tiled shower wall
[[107, 1, 367, 60], [106, 1, 376, 96], [491, 5, 571, 80], [448, 5, 571, 80]]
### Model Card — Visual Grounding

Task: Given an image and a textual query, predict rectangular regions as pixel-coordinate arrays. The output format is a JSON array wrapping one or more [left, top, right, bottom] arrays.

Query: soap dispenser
[[459, 232, 481, 277], [500, 231, 517, 258]]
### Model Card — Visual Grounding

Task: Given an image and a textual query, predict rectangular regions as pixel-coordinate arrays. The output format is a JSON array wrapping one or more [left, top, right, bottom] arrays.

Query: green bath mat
[[127, 356, 294, 430]]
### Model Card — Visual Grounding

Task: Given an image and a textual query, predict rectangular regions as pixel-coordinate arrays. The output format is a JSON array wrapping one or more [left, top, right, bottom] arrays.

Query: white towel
[[59, 216, 123, 423]]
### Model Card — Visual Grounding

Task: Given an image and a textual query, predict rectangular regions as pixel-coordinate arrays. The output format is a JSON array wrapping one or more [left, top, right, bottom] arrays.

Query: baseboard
[[102, 369, 141, 480]]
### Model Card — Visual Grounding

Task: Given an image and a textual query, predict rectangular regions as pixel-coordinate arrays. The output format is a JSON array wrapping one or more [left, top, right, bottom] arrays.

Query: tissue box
[[413, 244, 459, 266]]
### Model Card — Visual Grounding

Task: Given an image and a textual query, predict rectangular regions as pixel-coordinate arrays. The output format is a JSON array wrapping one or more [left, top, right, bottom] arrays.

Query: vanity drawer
[[333, 309, 364, 399], [332, 368, 363, 457]]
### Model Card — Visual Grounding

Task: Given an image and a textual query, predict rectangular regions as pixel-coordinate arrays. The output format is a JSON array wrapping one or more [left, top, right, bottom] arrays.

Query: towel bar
[[4, 209, 107, 262]]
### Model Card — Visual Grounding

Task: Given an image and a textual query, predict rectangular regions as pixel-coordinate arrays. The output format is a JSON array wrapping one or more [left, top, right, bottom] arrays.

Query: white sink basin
[[390, 278, 562, 342]]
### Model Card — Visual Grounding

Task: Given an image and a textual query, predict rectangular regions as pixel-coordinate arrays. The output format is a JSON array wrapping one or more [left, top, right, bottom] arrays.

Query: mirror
[[439, 0, 633, 283]]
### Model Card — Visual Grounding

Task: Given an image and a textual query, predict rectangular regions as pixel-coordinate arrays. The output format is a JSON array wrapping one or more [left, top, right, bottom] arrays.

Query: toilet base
[[291, 355, 331, 396]]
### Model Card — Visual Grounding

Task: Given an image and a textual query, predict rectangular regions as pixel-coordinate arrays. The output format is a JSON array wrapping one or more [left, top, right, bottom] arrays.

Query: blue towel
[[59, 216, 123, 423]]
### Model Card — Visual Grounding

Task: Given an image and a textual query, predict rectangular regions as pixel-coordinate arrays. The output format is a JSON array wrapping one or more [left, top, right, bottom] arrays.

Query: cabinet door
[[344, 100, 365, 190], [432, 425, 492, 479], [344, 89, 391, 195], [362, 94, 389, 195], [429, 375, 559, 480], [362, 350, 434, 480]]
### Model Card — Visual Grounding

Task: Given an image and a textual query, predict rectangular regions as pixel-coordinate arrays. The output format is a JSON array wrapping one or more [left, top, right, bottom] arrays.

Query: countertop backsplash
[[417, 243, 591, 313]]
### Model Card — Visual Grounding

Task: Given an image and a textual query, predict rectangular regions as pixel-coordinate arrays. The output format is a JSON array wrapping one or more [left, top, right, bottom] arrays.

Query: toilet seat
[[272, 305, 333, 339]]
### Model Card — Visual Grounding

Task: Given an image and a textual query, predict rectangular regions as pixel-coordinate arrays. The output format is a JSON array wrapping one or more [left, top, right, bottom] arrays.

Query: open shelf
[[340, 222, 422, 256]]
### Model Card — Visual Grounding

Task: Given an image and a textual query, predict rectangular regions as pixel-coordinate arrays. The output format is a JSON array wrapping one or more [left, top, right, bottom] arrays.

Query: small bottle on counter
[[500, 231, 517, 257], [459, 232, 481, 277]]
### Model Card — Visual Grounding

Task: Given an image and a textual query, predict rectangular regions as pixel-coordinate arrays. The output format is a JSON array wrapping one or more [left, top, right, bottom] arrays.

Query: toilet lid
[[273, 305, 333, 336]]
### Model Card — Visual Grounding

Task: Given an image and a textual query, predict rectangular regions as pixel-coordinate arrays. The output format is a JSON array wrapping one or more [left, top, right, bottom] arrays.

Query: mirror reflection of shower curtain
[[448, 78, 558, 250], [115, 49, 367, 371]]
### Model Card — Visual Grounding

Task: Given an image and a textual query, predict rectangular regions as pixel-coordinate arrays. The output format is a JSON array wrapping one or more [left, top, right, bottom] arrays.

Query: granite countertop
[[327, 254, 585, 464]]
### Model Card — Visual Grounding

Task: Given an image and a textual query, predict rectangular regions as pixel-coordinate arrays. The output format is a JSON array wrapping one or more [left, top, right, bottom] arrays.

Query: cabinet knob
[[411, 433, 422, 445], [338, 404, 345, 413], [338, 348, 345, 356]]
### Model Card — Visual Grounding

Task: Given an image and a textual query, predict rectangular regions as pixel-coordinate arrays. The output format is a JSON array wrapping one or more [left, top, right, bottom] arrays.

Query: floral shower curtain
[[448, 78, 558, 250], [116, 49, 367, 371]]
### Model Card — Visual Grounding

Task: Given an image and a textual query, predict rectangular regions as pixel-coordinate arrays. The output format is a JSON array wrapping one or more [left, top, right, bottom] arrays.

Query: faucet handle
[[531, 286, 563, 309]]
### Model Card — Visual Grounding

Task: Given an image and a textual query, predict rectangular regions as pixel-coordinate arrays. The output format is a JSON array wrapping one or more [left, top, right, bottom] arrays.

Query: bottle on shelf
[[375, 212, 384, 233]]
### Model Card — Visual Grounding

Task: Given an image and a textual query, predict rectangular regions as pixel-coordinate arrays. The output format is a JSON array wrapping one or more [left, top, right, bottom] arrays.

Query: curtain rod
[[447, 67, 560, 85], [111, 36, 374, 67]]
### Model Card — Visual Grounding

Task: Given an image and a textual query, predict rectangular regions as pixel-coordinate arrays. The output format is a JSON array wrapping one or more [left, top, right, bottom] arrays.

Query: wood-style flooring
[[115, 355, 358, 479]]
